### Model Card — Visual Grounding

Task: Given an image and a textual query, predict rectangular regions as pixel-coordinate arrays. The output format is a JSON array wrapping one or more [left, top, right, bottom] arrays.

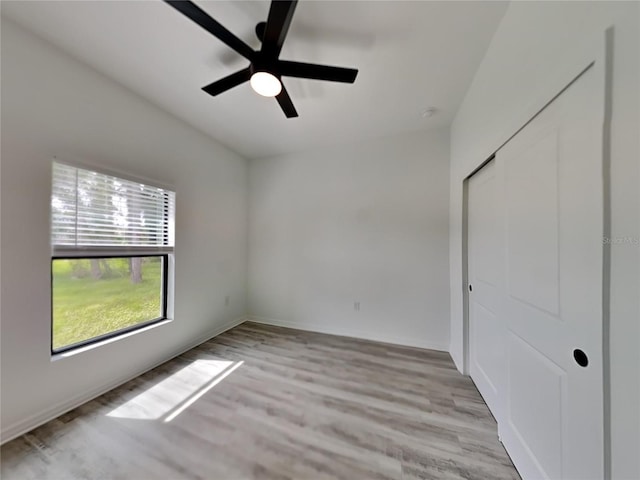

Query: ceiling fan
[[165, 0, 359, 118]]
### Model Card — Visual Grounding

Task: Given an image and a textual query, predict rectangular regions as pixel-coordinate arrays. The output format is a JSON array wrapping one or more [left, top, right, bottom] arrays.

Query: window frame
[[50, 161, 175, 355]]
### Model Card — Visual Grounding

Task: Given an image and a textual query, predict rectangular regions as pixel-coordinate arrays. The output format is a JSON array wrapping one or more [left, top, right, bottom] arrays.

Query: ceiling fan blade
[[261, 0, 298, 59], [202, 67, 251, 96], [165, 1, 255, 60], [276, 86, 298, 118], [278, 60, 358, 83]]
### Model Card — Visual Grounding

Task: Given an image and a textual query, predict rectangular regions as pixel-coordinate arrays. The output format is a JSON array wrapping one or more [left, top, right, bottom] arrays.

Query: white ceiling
[[1, 1, 508, 159]]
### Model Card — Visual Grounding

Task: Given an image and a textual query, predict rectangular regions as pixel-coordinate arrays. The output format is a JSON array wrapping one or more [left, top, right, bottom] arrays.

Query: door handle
[[573, 349, 589, 367]]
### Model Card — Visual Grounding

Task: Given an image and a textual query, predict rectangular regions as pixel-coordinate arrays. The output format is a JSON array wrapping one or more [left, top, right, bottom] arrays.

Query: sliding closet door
[[467, 159, 505, 421], [498, 64, 604, 480]]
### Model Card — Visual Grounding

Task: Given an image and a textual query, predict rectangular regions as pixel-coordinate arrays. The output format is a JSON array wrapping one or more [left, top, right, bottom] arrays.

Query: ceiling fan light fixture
[[250, 71, 282, 97]]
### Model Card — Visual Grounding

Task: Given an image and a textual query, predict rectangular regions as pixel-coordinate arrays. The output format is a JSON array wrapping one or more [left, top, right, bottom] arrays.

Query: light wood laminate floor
[[1, 322, 520, 479]]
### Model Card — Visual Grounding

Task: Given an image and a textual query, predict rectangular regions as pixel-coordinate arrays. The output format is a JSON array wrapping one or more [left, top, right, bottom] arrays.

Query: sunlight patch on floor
[[164, 360, 244, 422], [106, 359, 239, 421]]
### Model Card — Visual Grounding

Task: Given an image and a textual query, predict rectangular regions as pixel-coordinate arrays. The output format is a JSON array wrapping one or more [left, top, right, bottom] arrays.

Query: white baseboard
[[0, 316, 247, 445], [247, 315, 449, 352]]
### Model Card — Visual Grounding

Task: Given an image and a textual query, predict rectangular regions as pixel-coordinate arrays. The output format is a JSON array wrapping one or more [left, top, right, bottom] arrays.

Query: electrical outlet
[[354, 301, 360, 312]]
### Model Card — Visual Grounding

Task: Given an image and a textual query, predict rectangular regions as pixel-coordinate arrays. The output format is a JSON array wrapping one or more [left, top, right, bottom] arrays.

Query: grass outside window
[[52, 256, 165, 351]]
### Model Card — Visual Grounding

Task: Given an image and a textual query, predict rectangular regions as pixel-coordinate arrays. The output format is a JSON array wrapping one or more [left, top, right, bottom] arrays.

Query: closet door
[[468, 159, 505, 421], [498, 64, 604, 480]]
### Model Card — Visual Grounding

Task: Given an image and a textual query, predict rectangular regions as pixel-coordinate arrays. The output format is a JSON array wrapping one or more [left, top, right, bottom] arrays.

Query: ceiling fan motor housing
[[250, 58, 279, 78]]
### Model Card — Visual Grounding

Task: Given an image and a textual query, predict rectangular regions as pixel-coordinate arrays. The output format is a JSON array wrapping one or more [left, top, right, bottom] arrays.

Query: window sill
[[51, 318, 173, 362]]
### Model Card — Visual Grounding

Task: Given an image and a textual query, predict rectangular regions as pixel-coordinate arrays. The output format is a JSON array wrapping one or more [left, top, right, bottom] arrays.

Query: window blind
[[51, 162, 175, 254]]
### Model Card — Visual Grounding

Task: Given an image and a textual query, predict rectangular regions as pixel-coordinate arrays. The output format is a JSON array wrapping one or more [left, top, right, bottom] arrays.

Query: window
[[51, 162, 175, 353]]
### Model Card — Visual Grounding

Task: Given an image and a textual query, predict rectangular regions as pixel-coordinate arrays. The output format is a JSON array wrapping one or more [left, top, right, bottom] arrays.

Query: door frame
[[461, 27, 613, 479]]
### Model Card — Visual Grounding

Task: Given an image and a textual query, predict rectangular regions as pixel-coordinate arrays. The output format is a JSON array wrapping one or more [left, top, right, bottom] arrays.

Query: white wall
[[0, 19, 248, 441], [248, 129, 450, 351], [449, 2, 639, 479]]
